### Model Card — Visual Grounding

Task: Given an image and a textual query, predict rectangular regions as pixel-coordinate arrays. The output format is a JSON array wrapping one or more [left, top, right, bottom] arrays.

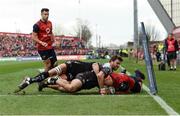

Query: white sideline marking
[[143, 84, 179, 115]]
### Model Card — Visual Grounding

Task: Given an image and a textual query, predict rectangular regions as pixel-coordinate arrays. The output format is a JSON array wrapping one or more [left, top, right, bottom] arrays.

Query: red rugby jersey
[[111, 73, 135, 91], [167, 38, 176, 52], [33, 20, 53, 51]]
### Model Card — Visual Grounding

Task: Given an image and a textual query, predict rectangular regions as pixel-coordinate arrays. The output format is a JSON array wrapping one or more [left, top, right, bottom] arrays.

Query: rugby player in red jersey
[[32, 8, 57, 72], [108, 70, 145, 94]]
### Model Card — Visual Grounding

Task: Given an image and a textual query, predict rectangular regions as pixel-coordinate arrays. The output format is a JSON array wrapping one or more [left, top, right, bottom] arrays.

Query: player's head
[[41, 8, 49, 22], [110, 73, 129, 92], [168, 33, 174, 39], [109, 55, 123, 71]]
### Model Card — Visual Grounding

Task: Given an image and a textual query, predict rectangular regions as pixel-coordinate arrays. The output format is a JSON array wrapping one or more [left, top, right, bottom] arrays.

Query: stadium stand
[[0, 32, 89, 57]]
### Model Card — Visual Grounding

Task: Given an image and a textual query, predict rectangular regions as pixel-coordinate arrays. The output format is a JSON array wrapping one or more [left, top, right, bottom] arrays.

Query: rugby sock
[[135, 70, 145, 80], [29, 72, 49, 84], [174, 62, 177, 69], [170, 66, 173, 69], [47, 77, 59, 85], [41, 82, 48, 87], [41, 81, 49, 87]]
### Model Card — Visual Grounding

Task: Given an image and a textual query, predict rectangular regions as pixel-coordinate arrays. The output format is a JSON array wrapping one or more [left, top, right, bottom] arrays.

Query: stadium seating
[[0, 32, 89, 57]]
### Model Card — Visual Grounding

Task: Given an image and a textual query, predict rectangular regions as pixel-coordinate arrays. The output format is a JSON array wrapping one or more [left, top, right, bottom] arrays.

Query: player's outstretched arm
[[92, 63, 107, 95], [97, 71, 106, 95], [92, 63, 100, 74]]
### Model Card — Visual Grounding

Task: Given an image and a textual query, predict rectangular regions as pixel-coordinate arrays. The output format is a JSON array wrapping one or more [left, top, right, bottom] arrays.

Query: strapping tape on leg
[[54, 66, 62, 75]]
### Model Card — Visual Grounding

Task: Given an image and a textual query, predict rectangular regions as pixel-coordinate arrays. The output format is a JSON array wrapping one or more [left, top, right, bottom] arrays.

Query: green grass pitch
[[0, 58, 180, 115]]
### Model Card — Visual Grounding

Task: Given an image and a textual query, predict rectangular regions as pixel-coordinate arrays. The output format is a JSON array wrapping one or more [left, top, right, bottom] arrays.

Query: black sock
[[48, 77, 59, 85], [29, 72, 49, 84], [52, 78, 58, 85], [41, 81, 49, 87]]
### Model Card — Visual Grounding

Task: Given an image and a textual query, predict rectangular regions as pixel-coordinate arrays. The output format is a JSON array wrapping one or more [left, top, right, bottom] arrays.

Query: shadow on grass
[[3, 89, 148, 96]]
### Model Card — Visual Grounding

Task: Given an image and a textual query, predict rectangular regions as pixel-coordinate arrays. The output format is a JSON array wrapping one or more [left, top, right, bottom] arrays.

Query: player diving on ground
[[38, 68, 145, 94], [14, 55, 123, 95]]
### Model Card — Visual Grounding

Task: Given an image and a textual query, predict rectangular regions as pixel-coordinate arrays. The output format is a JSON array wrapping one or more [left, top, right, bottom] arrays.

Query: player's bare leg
[[47, 85, 67, 92], [39, 74, 81, 92], [57, 86, 67, 92], [48, 63, 67, 76], [173, 59, 177, 70], [56, 79, 82, 92], [47, 79, 70, 92], [43, 59, 52, 72], [170, 59, 174, 70], [47, 77, 82, 93], [38, 74, 69, 91], [47, 85, 60, 90]]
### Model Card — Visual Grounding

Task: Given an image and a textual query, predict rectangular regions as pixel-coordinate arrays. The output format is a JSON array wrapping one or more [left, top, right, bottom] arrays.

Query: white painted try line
[[0, 94, 150, 97], [143, 84, 179, 115]]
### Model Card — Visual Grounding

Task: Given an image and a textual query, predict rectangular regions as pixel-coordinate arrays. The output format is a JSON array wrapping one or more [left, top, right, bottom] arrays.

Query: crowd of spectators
[[60, 39, 85, 49], [0, 34, 38, 57], [56, 49, 89, 55], [0, 33, 88, 57]]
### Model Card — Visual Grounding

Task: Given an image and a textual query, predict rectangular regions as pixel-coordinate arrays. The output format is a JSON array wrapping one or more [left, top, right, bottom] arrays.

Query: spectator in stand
[[165, 33, 179, 70]]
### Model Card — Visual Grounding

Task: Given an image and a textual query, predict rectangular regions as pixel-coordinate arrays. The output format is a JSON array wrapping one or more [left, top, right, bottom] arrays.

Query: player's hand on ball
[[108, 87, 115, 94], [99, 88, 107, 95]]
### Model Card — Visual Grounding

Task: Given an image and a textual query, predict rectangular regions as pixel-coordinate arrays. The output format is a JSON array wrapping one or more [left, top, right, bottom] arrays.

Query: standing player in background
[[165, 33, 179, 70], [32, 8, 57, 72]]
